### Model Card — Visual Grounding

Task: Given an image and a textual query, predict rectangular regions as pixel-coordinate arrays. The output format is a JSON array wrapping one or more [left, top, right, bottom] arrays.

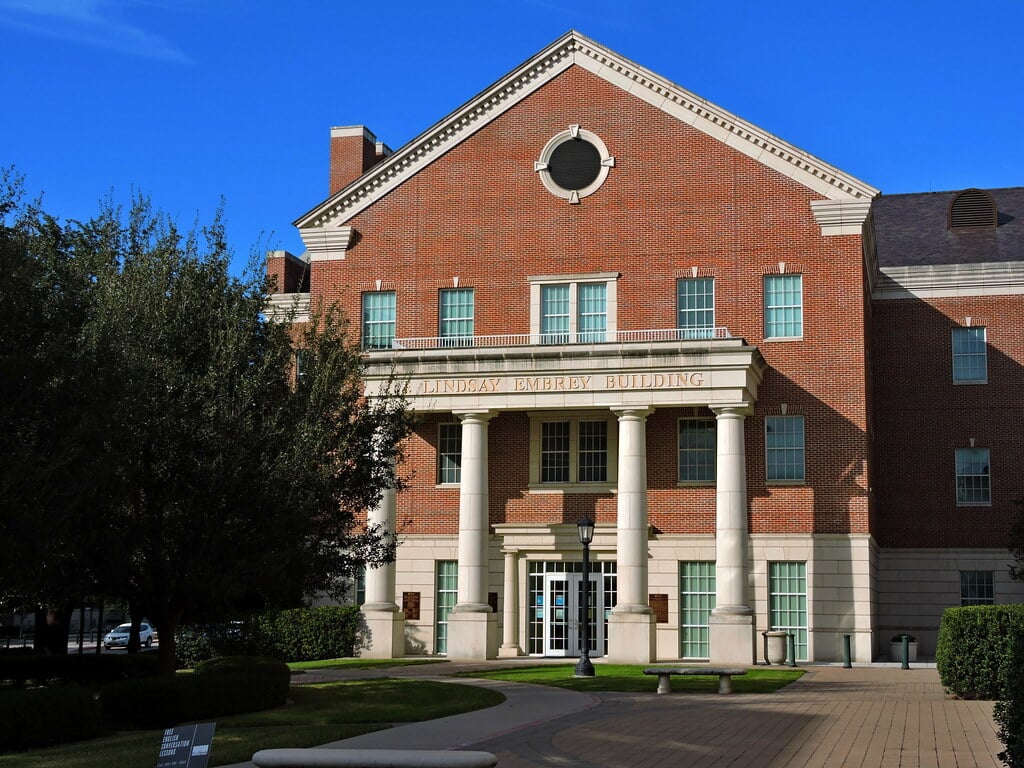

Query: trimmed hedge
[[0, 686, 103, 751], [101, 656, 290, 729], [176, 605, 364, 668], [0, 651, 160, 688], [995, 629, 1024, 767], [936, 604, 1024, 700]]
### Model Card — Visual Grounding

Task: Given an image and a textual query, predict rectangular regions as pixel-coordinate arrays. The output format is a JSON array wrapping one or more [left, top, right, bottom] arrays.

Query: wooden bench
[[643, 667, 748, 694]]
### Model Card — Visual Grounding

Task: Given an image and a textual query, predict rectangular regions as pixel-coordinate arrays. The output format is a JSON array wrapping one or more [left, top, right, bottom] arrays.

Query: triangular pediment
[[296, 30, 878, 234]]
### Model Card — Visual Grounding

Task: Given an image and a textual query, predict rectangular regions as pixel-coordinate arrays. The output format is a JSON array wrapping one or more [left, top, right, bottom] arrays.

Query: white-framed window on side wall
[[769, 561, 808, 662], [764, 274, 803, 339], [437, 422, 462, 485], [952, 326, 987, 383], [955, 447, 991, 505], [765, 415, 805, 483], [677, 277, 715, 339], [434, 560, 458, 655], [679, 561, 716, 659], [439, 288, 474, 347], [960, 571, 994, 605], [529, 412, 617, 491], [529, 273, 618, 345], [362, 290, 396, 350], [678, 417, 716, 484]]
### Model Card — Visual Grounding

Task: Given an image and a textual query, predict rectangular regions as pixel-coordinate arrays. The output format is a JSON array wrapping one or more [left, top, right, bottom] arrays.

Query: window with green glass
[[952, 327, 987, 383], [764, 274, 802, 339], [576, 282, 607, 343], [678, 418, 716, 483], [766, 415, 805, 482], [769, 561, 807, 661], [541, 421, 570, 483], [677, 278, 715, 339], [439, 288, 474, 347], [577, 420, 608, 482], [435, 560, 458, 655], [960, 571, 994, 606], [955, 447, 990, 505], [540, 284, 570, 344], [362, 291, 396, 350], [680, 562, 716, 659], [438, 423, 462, 484]]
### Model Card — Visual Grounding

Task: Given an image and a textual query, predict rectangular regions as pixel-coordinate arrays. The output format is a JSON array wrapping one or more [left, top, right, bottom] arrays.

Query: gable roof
[[295, 30, 878, 232]]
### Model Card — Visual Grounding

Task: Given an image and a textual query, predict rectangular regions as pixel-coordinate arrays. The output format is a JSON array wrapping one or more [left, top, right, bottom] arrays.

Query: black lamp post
[[574, 517, 596, 677]]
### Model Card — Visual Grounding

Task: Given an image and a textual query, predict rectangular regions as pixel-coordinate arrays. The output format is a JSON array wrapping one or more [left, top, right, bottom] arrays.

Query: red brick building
[[267, 32, 1024, 663]]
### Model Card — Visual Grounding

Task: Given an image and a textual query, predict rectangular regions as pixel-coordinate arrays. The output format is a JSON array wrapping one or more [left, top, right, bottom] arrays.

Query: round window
[[535, 126, 614, 203]]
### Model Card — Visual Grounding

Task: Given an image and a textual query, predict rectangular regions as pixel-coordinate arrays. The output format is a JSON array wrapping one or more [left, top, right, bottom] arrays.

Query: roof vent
[[948, 188, 998, 229]]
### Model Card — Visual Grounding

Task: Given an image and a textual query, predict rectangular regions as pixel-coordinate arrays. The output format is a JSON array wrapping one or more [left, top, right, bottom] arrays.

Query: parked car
[[103, 622, 155, 649]]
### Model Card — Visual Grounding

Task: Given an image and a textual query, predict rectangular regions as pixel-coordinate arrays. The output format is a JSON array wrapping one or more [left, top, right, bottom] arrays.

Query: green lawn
[[287, 657, 445, 672], [0, 680, 503, 768], [460, 664, 804, 693]]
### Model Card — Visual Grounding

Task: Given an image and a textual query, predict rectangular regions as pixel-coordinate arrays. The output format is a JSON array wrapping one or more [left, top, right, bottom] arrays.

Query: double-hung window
[[531, 274, 616, 345], [677, 278, 715, 339], [437, 423, 462, 484], [764, 274, 803, 339], [766, 415, 805, 482], [955, 447, 990, 505], [678, 418, 716, 483], [532, 413, 614, 488], [952, 327, 987, 383], [960, 571, 994, 605], [362, 291, 396, 350], [439, 288, 474, 347]]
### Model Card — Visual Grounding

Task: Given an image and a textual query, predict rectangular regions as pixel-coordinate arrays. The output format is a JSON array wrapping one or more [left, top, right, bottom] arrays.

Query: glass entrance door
[[542, 572, 603, 657]]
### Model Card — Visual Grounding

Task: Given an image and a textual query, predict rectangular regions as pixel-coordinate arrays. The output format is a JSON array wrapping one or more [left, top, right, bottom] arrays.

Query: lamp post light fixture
[[574, 517, 596, 678]]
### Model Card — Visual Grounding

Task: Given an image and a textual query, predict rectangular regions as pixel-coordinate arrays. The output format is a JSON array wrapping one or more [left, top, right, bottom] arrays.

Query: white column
[[362, 483, 398, 611], [709, 404, 755, 665], [498, 548, 522, 657], [453, 410, 494, 612], [447, 410, 498, 659], [607, 406, 655, 663], [361, 475, 405, 659]]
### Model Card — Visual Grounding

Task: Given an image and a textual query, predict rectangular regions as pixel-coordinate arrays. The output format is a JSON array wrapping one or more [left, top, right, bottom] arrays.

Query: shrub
[[0, 686, 103, 750], [995, 630, 1024, 767], [101, 657, 290, 729], [936, 604, 1024, 700], [0, 651, 160, 688]]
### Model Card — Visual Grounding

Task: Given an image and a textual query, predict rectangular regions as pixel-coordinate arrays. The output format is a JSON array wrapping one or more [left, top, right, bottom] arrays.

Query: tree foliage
[[0, 170, 414, 671]]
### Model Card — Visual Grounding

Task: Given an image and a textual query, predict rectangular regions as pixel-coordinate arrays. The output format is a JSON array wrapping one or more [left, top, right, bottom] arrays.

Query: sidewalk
[[235, 661, 1005, 768]]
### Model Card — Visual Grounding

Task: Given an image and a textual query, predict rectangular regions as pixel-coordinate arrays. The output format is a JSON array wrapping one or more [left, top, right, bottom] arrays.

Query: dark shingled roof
[[872, 187, 1024, 268]]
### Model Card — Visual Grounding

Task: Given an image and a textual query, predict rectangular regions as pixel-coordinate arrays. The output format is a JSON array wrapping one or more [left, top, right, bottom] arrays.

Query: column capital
[[453, 409, 497, 423], [501, 547, 520, 556], [610, 405, 654, 421], [710, 403, 753, 418]]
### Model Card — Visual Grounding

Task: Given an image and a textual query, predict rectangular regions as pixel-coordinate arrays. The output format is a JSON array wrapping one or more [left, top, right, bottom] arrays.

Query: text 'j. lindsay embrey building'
[[267, 31, 1024, 664]]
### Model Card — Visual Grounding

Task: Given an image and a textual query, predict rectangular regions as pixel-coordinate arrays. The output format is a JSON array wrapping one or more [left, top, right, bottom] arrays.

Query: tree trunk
[[34, 604, 74, 654]]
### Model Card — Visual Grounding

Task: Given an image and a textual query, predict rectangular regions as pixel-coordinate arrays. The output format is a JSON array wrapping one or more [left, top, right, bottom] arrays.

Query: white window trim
[[955, 446, 992, 507], [436, 421, 461, 487], [528, 411, 618, 493], [677, 416, 717, 486], [765, 414, 806, 485], [951, 326, 988, 385], [763, 273, 804, 342], [528, 273, 619, 342]]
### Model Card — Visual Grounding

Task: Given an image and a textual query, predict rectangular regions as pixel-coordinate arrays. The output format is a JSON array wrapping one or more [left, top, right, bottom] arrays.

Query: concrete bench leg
[[717, 674, 733, 694], [656, 673, 672, 694]]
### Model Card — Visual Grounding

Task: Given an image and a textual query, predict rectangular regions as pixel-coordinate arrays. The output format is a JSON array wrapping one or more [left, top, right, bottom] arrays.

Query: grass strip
[[287, 658, 445, 672], [460, 664, 804, 693], [0, 679, 503, 768]]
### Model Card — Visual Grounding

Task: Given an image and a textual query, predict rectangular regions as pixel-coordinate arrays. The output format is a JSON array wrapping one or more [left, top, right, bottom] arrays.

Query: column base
[[498, 643, 523, 658], [606, 611, 655, 663], [446, 612, 498, 660], [361, 609, 406, 659], [709, 610, 756, 666]]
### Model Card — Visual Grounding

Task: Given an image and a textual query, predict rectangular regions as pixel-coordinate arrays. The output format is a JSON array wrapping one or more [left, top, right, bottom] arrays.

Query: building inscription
[[415, 372, 705, 396]]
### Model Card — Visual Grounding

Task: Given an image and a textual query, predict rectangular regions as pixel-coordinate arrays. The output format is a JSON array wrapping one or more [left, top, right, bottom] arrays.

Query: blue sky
[[2, 0, 1022, 274]]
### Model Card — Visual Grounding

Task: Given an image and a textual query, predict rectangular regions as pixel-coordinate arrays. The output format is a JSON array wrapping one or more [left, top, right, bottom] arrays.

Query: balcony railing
[[379, 327, 732, 351]]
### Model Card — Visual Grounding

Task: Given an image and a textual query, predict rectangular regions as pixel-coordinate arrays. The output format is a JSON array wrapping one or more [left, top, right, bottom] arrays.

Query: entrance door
[[542, 572, 603, 657]]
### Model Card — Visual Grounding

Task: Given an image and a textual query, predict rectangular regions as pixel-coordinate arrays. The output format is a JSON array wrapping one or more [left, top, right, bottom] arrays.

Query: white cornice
[[874, 262, 1024, 299], [265, 292, 310, 323], [295, 31, 879, 232], [301, 225, 355, 261], [810, 199, 873, 236]]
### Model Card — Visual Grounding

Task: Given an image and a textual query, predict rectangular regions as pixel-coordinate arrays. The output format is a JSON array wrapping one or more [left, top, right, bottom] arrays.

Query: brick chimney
[[329, 126, 391, 196]]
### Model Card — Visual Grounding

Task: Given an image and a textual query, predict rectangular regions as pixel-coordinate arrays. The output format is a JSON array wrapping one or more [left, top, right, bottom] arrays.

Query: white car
[[103, 622, 155, 649]]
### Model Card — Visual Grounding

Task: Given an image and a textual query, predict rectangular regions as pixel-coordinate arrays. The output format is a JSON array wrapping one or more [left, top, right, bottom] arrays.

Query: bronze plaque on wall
[[402, 592, 421, 621], [649, 593, 668, 624]]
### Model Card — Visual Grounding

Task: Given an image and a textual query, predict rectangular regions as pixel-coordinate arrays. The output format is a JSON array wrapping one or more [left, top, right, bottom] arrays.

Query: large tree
[[0, 174, 414, 671]]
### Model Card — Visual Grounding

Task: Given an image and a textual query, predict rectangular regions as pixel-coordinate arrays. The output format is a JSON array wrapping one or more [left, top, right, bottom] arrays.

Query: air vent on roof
[[948, 188, 998, 229]]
